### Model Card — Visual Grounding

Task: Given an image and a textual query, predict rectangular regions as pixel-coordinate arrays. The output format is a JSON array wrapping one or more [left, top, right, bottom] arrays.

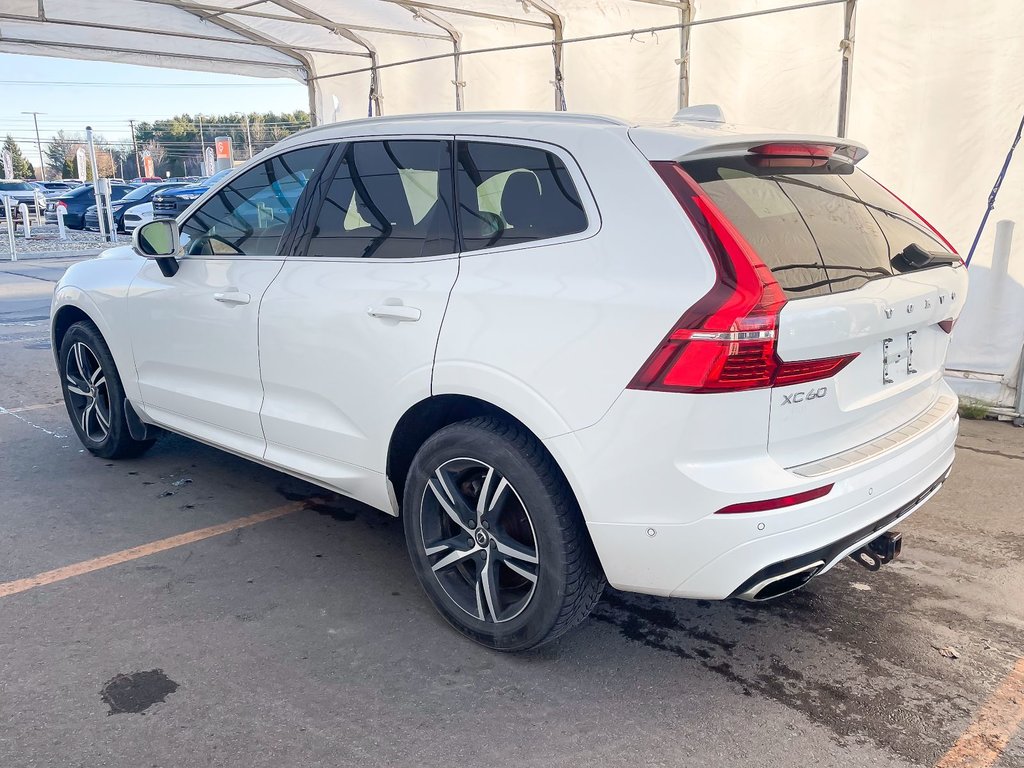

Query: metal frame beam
[[267, 0, 383, 116], [0, 35, 303, 72], [379, 0, 551, 30], [0, 12, 368, 58], [523, 1, 566, 111], [396, 3, 464, 110], [133, 0, 450, 40]]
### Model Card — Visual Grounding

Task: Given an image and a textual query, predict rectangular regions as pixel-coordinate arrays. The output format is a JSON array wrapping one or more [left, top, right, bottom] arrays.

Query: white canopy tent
[[3, 0, 1022, 407]]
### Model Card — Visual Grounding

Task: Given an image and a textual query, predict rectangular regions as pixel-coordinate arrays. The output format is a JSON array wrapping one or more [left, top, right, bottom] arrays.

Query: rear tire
[[58, 321, 156, 460], [403, 416, 604, 651]]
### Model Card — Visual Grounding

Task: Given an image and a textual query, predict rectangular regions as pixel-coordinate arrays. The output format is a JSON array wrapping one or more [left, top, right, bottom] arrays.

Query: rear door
[[257, 138, 458, 507], [681, 156, 968, 468]]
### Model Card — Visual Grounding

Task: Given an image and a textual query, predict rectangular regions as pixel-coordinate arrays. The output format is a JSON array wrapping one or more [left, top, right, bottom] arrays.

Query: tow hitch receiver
[[850, 531, 903, 571]]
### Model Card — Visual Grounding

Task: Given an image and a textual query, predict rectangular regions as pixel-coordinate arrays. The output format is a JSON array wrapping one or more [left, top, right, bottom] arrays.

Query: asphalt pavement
[[0, 253, 1021, 768]]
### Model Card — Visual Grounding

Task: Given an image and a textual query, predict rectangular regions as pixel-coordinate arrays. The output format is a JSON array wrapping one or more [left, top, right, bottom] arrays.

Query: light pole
[[20, 111, 46, 181]]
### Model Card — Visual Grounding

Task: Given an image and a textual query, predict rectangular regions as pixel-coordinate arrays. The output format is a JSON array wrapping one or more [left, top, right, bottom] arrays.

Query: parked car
[[31, 181, 80, 196], [0, 180, 42, 227], [151, 168, 233, 219], [122, 202, 154, 233], [84, 182, 189, 233], [50, 111, 968, 651], [45, 182, 137, 230], [131, 177, 162, 184]]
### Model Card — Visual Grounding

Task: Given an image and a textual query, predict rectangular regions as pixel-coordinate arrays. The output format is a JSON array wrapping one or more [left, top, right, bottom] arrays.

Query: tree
[[3, 135, 35, 179], [45, 130, 80, 179]]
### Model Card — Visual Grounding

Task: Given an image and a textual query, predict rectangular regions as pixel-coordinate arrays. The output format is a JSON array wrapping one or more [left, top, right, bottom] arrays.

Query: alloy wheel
[[419, 458, 539, 624], [64, 341, 111, 443]]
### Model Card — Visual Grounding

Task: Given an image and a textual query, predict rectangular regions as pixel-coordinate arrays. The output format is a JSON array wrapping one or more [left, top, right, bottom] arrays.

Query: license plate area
[[882, 331, 918, 385]]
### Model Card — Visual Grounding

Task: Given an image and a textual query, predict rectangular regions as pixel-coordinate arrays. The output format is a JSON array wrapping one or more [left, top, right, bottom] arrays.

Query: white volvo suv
[[51, 111, 967, 650]]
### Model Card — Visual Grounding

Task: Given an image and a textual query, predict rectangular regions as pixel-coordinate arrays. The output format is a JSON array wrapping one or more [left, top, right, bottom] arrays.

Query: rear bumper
[[544, 386, 959, 600]]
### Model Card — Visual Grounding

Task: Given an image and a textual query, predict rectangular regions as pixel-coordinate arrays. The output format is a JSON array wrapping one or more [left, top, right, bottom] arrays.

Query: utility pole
[[20, 111, 46, 181], [198, 115, 206, 155], [244, 114, 254, 159], [128, 119, 142, 178]]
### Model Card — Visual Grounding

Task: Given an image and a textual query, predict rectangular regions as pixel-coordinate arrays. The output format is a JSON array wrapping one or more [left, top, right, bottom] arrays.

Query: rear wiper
[[892, 242, 959, 271]]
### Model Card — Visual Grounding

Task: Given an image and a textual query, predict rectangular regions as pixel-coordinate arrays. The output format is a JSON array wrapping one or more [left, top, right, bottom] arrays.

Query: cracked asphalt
[[1, 254, 1022, 767]]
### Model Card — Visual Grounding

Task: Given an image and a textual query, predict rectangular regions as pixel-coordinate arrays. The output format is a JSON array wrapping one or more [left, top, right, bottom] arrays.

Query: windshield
[[0, 182, 34, 191], [204, 168, 234, 186], [121, 184, 155, 202]]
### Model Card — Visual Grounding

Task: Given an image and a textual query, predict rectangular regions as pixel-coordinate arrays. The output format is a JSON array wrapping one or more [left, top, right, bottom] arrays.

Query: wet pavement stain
[[100, 669, 179, 715], [276, 482, 359, 521], [590, 574, 990, 766]]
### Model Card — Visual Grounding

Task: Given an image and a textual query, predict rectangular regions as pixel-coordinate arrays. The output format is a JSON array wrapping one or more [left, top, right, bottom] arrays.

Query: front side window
[[181, 145, 329, 257], [455, 141, 587, 252], [305, 139, 455, 259]]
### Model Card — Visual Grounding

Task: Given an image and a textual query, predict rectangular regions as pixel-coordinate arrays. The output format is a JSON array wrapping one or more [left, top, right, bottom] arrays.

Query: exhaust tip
[[737, 560, 825, 602]]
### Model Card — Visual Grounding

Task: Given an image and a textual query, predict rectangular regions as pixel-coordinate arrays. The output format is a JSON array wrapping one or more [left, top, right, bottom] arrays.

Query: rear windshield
[[681, 157, 954, 298]]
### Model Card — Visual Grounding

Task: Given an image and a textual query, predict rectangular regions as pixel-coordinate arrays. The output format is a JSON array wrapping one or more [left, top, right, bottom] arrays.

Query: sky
[[1, 53, 309, 167]]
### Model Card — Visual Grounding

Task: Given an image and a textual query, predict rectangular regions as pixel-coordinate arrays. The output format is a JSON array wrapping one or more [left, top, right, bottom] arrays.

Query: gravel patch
[[1, 223, 128, 258]]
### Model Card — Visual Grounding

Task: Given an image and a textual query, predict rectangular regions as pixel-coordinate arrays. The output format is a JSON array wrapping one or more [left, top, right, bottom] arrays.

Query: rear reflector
[[715, 484, 834, 515], [628, 162, 858, 393], [938, 318, 956, 334]]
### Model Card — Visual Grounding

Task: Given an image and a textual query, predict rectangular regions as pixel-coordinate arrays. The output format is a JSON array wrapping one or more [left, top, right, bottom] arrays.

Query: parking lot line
[[0, 502, 307, 599], [1, 401, 61, 413], [935, 657, 1024, 768]]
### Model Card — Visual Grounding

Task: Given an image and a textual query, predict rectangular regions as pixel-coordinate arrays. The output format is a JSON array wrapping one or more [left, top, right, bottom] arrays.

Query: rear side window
[[456, 141, 587, 252], [305, 139, 455, 259], [681, 158, 956, 297]]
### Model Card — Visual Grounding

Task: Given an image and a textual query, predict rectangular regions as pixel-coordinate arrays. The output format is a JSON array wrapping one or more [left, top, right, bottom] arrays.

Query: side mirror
[[133, 219, 181, 277]]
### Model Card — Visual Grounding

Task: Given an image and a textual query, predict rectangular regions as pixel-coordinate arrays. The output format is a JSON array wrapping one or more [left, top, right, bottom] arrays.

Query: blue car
[[151, 168, 235, 219]]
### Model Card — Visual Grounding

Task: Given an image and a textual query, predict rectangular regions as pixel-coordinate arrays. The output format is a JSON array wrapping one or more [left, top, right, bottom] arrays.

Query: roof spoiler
[[678, 136, 869, 163]]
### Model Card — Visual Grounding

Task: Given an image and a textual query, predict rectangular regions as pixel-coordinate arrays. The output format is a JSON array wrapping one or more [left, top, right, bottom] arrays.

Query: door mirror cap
[[133, 219, 180, 258]]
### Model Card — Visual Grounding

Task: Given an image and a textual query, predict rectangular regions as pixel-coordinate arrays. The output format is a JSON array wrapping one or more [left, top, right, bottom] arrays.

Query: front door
[[258, 138, 458, 509], [127, 144, 333, 458]]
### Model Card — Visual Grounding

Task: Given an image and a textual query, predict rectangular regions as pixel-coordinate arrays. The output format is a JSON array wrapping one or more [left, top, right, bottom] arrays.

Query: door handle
[[213, 291, 251, 305], [367, 304, 421, 322]]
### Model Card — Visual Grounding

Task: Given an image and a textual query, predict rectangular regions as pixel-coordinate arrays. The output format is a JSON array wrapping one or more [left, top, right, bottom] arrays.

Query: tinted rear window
[[681, 157, 954, 298]]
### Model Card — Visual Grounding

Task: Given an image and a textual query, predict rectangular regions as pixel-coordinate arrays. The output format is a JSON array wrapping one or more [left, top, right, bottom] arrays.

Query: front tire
[[59, 321, 156, 460], [403, 417, 604, 651]]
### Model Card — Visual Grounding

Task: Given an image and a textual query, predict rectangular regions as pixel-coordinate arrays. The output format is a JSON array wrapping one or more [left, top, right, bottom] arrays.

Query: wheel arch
[[386, 394, 581, 518], [51, 303, 96, 361]]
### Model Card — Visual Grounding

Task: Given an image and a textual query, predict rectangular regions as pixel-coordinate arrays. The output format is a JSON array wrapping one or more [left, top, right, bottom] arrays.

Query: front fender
[[51, 249, 144, 402]]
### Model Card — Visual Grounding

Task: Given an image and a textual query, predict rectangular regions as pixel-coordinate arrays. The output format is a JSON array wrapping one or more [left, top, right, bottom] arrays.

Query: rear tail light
[[715, 483, 834, 514], [628, 162, 857, 394]]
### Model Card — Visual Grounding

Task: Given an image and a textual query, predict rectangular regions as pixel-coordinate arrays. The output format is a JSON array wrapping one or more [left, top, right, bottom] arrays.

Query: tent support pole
[[678, 1, 693, 108], [837, 0, 857, 137], [525, 1, 565, 111], [307, 78, 319, 126], [396, 3, 464, 110]]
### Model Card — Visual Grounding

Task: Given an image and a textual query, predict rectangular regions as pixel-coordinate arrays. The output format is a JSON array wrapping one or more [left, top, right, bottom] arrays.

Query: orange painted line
[[935, 658, 1024, 768], [0, 502, 307, 599]]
